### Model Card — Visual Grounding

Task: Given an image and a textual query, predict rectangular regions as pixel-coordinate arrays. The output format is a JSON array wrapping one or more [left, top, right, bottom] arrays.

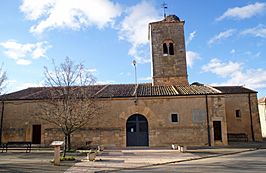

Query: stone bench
[[228, 133, 248, 142]]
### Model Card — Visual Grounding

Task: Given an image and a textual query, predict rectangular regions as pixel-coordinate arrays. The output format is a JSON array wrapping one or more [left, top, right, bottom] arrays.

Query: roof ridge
[[132, 84, 139, 97], [171, 85, 179, 95], [93, 85, 110, 97], [205, 85, 222, 93], [20, 88, 45, 99]]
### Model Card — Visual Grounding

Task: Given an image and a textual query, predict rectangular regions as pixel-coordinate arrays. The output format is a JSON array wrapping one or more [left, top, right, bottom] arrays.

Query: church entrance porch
[[126, 114, 149, 146]]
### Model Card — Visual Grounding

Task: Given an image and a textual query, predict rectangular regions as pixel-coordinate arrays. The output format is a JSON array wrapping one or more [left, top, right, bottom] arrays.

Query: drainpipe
[[248, 93, 255, 141], [0, 101, 4, 144], [205, 95, 211, 146]]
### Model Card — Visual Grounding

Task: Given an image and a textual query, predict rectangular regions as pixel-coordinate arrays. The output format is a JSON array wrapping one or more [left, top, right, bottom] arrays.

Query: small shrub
[[67, 149, 77, 153], [60, 156, 75, 161]]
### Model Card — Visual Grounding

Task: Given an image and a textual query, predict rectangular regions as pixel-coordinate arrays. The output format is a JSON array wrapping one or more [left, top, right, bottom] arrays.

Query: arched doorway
[[126, 114, 149, 146]]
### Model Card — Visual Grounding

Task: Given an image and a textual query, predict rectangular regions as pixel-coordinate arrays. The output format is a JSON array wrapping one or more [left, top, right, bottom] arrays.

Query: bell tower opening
[[162, 39, 175, 56], [149, 15, 189, 86]]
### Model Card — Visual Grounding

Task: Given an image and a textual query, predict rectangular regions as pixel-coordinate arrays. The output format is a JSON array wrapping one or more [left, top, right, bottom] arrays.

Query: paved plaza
[[0, 142, 266, 173], [0, 150, 80, 173]]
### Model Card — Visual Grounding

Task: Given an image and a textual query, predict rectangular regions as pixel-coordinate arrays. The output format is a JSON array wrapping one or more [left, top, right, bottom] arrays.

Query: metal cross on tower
[[161, 2, 168, 18]]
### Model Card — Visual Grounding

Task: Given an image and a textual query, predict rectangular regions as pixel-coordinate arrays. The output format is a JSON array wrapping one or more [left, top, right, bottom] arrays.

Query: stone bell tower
[[149, 15, 189, 86]]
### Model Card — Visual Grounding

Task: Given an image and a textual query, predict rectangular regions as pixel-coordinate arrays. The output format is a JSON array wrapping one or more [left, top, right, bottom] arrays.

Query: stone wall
[[207, 95, 228, 146], [150, 20, 188, 86], [223, 93, 262, 141], [250, 93, 263, 141], [2, 100, 44, 143], [152, 76, 189, 86], [1, 93, 261, 148], [1, 95, 212, 148]]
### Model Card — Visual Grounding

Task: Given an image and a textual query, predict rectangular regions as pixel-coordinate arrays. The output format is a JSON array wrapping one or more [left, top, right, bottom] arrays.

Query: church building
[[0, 15, 262, 148]]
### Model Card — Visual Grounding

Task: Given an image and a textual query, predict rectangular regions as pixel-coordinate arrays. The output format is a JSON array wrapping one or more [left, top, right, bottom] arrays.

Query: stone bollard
[[178, 145, 187, 152], [54, 145, 60, 165], [171, 144, 178, 150], [50, 141, 64, 166], [87, 151, 96, 161]]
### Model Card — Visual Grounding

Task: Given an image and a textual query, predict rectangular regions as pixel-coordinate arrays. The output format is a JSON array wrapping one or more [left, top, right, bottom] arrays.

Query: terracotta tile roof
[[0, 83, 256, 101], [175, 85, 218, 95], [1, 85, 106, 100], [212, 86, 257, 94], [1, 87, 44, 100], [137, 84, 178, 96], [96, 84, 136, 98]]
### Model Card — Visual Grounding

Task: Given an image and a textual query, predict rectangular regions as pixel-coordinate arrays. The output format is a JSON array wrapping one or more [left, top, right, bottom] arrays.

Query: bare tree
[[0, 64, 7, 95], [0, 64, 7, 144], [37, 57, 101, 156]]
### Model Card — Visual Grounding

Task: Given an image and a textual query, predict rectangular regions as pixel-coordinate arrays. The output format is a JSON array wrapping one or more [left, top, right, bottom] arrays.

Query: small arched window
[[162, 40, 175, 56], [169, 43, 174, 55], [163, 43, 168, 55]]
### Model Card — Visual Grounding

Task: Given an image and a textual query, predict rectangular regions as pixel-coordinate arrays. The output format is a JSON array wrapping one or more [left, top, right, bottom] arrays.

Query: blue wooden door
[[126, 114, 148, 146]]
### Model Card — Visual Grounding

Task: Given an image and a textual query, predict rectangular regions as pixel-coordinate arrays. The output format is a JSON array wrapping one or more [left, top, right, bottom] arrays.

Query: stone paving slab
[[65, 147, 254, 173], [1, 142, 266, 173], [65, 151, 197, 173], [0, 150, 81, 173]]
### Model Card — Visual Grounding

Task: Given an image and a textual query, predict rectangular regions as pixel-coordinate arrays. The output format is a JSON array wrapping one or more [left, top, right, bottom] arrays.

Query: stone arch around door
[[126, 114, 149, 146]]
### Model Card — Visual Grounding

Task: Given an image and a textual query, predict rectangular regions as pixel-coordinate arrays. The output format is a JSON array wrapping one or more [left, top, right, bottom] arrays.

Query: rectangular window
[[171, 113, 178, 122], [235, 110, 241, 118]]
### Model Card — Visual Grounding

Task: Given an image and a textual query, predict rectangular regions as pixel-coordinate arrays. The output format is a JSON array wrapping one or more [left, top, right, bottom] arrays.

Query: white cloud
[[202, 58, 242, 77], [32, 42, 51, 59], [243, 51, 261, 58], [1, 40, 34, 59], [217, 2, 266, 21], [118, 1, 160, 64], [20, 0, 55, 20], [1, 40, 50, 65], [241, 24, 266, 38], [186, 51, 200, 68], [202, 58, 266, 89], [20, 0, 122, 34], [208, 29, 235, 46], [186, 31, 196, 46], [16, 59, 32, 65]]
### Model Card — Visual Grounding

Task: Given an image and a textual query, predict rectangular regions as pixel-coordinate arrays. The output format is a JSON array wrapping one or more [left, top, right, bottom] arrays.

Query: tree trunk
[[63, 135, 67, 157], [67, 133, 71, 151]]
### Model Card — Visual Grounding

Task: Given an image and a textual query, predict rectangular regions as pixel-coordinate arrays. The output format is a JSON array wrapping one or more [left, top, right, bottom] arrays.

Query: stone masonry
[[150, 15, 188, 86]]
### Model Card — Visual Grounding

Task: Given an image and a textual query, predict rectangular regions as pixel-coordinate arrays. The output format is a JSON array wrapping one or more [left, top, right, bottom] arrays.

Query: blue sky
[[0, 0, 266, 98]]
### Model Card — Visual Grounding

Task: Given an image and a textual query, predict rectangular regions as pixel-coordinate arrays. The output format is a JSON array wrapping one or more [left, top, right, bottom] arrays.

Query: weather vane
[[161, 2, 168, 18]]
